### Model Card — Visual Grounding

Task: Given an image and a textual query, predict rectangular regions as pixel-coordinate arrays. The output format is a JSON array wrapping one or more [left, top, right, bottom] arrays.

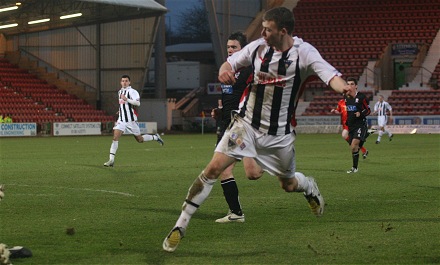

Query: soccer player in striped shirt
[[372, 95, 393, 143], [103, 75, 163, 167], [163, 7, 350, 252]]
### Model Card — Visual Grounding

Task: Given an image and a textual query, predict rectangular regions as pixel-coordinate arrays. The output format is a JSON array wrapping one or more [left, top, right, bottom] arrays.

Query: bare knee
[[350, 145, 359, 152], [245, 169, 263, 180], [246, 174, 260, 180], [243, 157, 263, 180], [204, 154, 235, 179]]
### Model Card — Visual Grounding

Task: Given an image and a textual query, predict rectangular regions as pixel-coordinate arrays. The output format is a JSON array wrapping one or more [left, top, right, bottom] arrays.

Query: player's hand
[[211, 108, 221, 119], [342, 84, 350, 96], [120, 94, 128, 101], [218, 70, 236, 85], [211, 108, 217, 118]]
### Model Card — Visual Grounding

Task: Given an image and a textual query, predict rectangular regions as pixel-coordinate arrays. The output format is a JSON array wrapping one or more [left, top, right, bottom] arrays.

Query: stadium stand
[[296, 0, 440, 116], [0, 58, 114, 125], [387, 90, 440, 115], [303, 90, 374, 116]]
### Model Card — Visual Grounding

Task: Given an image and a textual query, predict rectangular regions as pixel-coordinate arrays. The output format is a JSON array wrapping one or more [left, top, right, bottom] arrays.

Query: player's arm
[[360, 98, 371, 117], [126, 98, 140, 106], [371, 102, 378, 115], [330, 107, 340, 114], [388, 106, 393, 124], [121, 94, 140, 106], [219, 62, 236, 85], [329, 76, 349, 95]]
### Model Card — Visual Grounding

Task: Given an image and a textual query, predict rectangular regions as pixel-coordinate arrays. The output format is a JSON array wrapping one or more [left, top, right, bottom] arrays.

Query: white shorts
[[377, 116, 388, 127], [113, 120, 141, 135], [215, 116, 296, 178]]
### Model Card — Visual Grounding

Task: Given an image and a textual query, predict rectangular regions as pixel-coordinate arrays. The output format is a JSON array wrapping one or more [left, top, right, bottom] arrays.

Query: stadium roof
[[0, 0, 167, 36]]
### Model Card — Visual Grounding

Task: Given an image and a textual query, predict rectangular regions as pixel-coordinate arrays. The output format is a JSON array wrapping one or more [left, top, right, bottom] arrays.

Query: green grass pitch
[[0, 133, 439, 264]]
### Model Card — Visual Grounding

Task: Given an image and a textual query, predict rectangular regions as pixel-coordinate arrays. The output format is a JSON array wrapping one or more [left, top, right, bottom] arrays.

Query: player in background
[[163, 7, 351, 252], [372, 95, 393, 144], [210, 32, 253, 223], [331, 99, 369, 159], [344, 77, 371, 173], [103, 74, 163, 167]]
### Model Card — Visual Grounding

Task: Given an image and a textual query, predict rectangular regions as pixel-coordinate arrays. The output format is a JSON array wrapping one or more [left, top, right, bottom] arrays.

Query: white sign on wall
[[53, 122, 101, 136], [138, 122, 157, 134]]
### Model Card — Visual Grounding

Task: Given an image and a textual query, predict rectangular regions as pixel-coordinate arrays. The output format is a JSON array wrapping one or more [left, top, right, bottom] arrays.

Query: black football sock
[[352, 151, 360, 169], [221, 178, 242, 216]]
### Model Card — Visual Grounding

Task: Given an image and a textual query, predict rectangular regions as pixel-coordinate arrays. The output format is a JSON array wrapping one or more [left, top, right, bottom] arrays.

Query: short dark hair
[[347, 77, 358, 85], [121, 74, 130, 81], [263, 7, 295, 34], [228, 32, 248, 48]]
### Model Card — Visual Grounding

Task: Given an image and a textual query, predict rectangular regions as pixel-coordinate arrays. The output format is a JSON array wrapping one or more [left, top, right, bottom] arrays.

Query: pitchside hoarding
[[0, 123, 37, 137], [53, 122, 101, 136]]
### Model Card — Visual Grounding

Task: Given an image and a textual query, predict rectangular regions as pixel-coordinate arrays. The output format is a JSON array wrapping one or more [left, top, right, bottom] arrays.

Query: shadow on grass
[[125, 205, 226, 221]]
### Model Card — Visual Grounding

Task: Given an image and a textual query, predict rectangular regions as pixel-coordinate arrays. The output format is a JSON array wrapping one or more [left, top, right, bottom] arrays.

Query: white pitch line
[[5, 184, 136, 197]]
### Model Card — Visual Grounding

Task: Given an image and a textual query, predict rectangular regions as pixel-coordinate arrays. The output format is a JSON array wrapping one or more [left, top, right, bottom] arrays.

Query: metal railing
[[18, 47, 97, 94], [405, 65, 433, 86], [364, 65, 381, 89]]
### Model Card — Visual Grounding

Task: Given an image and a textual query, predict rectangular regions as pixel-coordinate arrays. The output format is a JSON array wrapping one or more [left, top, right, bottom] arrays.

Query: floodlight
[[28, 18, 50, 25], [0, 23, 18, 29], [60, 13, 82, 20], [0, 5, 18, 12]]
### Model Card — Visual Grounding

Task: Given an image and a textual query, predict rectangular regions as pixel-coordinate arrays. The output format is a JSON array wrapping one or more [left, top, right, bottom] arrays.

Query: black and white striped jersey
[[228, 37, 341, 136], [117, 86, 140, 122], [374, 101, 392, 116]]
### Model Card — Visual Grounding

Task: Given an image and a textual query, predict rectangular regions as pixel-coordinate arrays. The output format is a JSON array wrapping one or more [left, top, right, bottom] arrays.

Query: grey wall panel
[[101, 44, 149, 68], [101, 70, 144, 92], [101, 17, 156, 44]]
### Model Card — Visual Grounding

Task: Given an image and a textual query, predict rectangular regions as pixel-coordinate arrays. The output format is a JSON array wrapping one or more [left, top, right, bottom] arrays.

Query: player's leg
[[128, 122, 163, 145], [347, 127, 361, 173], [215, 162, 245, 223], [383, 123, 393, 140], [342, 128, 350, 143], [263, 140, 324, 216], [376, 116, 386, 143], [376, 126, 384, 143], [361, 145, 368, 159], [163, 152, 235, 252], [243, 157, 264, 180], [104, 128, 123, 167], [163, 117, 252, 252], [133, 134, 163, 145], [254, 132, 324, 217], [277, 173, 324, 217], [215, 119, 244, 222], [348, 138, 360, 173]]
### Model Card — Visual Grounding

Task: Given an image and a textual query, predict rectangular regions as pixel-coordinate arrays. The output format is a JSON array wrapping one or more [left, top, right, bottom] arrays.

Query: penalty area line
[[5, 184, 136, 197]]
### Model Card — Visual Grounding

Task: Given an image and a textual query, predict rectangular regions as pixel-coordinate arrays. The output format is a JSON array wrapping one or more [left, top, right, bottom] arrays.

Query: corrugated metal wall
[[7, 16, 159, 115]]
